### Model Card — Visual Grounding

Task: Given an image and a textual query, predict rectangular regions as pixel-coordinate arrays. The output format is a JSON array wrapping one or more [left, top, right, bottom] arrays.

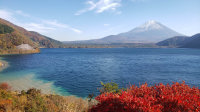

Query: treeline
[[0, 32, 37, 49], [0, 23, 14, 34], [0, 18, 65, 51], [0, 22, 40, 54], [63, 43, 158, 48]]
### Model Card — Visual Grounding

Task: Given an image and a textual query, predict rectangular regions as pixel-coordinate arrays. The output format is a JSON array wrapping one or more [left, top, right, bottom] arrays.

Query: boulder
[[16, 44, 34, 50]]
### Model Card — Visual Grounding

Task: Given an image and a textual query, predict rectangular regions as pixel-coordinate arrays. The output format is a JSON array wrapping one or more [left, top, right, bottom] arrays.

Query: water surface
[[0, 48, 200, 97]]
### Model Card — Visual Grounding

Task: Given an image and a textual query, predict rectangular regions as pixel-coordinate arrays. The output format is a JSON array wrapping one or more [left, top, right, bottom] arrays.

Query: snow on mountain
[[134, 20, 163, 32], [113, 20, 184, 43]]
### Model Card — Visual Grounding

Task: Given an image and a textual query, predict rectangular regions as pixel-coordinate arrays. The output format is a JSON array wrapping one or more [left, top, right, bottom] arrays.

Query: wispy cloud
[[0, 9, 16, 22], [42, 20, 82, 33], [0, 9, 82, 34], [15, 10, 30, 17], [75, 0, 122, 15], [22, 23, 55, 33], [70, 28, 82, 33], [42, 20, 68, 28], [104, 24, 110, 26]]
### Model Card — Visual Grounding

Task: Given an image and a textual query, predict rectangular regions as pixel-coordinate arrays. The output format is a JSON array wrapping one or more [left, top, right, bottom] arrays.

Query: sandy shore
[[0, 58, 70, 96]]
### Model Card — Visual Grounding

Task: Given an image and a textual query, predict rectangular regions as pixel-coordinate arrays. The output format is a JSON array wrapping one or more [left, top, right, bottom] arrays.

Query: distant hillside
[[181, 33, 200, 48], [0, 19, 37, 54], [64, 43, 158, 48], [0, 18, 65, 50], [157, 33, 200, 48], [64, 20, 183, 44], [28, 31, 65, 48], [156, 36, 189, 47]]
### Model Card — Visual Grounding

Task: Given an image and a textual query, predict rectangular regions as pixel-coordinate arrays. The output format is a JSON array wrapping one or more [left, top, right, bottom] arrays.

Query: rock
[[16, 44, 34, 50], [0, 62, 3, 67]]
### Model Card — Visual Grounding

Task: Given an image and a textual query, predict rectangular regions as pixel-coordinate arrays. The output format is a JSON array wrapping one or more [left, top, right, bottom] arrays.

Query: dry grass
[[0, 87, 97, 112]]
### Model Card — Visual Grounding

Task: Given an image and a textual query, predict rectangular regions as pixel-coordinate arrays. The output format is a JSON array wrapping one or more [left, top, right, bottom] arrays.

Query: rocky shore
[[0, 61, 3, 67], [0, 48, 40, 55], [0, 59, 8, 71]]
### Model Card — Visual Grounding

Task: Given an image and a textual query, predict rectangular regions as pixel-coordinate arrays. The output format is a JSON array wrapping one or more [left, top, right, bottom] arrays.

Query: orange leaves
[[90, 82, 200, 112], [0, 99, 12, 106]]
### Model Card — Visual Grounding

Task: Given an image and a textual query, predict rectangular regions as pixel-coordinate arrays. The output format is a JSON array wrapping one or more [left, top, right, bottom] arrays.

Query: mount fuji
[[64, 20, 184, 44]]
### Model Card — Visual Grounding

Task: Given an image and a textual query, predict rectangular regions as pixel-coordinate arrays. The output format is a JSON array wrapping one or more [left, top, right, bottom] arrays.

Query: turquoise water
[[0, 48, 200, 97]]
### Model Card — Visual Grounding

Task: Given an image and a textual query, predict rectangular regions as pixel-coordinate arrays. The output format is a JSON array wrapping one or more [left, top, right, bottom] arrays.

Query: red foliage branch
[[90, 81, 200, 112], [0, 82, 11, 90]]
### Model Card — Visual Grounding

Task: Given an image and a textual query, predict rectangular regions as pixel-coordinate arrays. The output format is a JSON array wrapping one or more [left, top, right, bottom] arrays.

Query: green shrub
[[0, 23, 14, 34], [99, 81, 121, 94]]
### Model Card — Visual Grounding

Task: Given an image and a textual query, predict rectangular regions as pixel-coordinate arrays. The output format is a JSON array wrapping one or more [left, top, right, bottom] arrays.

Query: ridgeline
[[0, 18, 65, 55]]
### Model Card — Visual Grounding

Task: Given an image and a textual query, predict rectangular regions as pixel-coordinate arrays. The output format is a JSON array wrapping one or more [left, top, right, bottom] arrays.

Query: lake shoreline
[[0, 58, 8, 72], [0, 48, 40, 55], [0, 57, 70, 97]]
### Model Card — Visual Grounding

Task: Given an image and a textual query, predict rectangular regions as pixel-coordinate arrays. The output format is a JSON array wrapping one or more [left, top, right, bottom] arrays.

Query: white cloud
[[0, 9, 16, 22], [75, 0, 122, 15], [0, 9, 82, 34], [70, 28, 82, 33], [42, 20, 82, 34], [22, 23, 55, 33], [42, 20, 68, 28]]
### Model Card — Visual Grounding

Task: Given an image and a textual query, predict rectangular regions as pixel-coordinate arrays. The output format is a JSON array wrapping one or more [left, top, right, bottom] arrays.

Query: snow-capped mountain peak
[[67, 20, 183, 44], [138, 20, 163, 30]]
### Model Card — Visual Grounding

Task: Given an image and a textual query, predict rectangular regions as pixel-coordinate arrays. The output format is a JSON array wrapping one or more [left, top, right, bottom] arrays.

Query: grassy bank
[[0, 83, 97, 112]]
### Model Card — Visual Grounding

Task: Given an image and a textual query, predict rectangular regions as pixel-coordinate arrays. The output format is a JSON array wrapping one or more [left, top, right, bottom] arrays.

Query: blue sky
[[0, 0, 199, 41]]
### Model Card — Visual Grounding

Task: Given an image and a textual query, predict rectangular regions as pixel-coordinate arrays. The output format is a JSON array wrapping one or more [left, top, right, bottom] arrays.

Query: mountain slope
[[156, 36, 189, 47], [103, 20, 183, 43], [157, 33, 200, 48], [0, 19, 37, 50], [181, 33, 200, 48], [0, 18, 65, 49], [64, 20, 183, 44], [28, 31, 65, 48]]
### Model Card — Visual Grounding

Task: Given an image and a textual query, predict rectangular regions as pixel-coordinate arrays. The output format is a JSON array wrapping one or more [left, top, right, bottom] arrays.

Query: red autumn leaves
[[0, 82, 11, 91], [90, 82, 200, 112]]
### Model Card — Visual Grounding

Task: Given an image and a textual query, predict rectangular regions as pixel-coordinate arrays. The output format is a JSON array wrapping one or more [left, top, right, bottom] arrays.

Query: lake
[[0, 48, 200, 97]]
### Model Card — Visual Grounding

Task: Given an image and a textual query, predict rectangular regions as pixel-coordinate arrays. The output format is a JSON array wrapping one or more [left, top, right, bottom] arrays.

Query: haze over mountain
[[64, 20, 184, 44]]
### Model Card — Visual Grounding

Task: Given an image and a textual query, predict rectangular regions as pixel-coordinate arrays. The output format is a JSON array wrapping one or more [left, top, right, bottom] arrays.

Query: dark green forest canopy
[[0, 23, 14, 34]]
